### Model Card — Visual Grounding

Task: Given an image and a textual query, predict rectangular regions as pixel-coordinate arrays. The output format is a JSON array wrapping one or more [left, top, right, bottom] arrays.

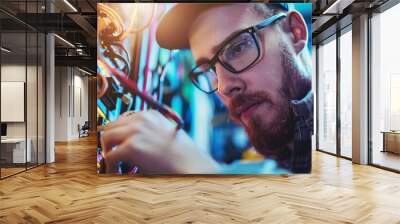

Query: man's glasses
[[189, 13, 287, 94]]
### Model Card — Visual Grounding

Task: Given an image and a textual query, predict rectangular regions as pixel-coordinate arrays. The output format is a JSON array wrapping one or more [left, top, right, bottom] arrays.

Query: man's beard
[[228, 43, 307, 156], [229, 90, 294, 156]]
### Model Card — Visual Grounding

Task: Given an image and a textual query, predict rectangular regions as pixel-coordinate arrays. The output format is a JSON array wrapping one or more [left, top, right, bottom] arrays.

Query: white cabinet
[[1, 138, 32, 163]]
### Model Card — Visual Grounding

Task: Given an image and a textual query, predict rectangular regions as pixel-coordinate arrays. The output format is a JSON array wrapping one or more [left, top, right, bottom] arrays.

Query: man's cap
[[156, 3, 289, 50]]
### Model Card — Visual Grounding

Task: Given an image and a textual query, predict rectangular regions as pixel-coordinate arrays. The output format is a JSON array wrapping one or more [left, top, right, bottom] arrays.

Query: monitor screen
[[1, 123, 7, 137]]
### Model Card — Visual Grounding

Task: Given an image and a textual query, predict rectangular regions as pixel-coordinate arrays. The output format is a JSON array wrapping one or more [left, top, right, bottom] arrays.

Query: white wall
[[72, 73, 89, 138], [55, 66, 69, 141], [54, 67, 89, 141]]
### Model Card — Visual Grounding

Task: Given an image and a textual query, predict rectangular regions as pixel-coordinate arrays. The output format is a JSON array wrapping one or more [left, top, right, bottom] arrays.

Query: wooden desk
[[381, 131, 400, 154], [1, 138, 31, 163]]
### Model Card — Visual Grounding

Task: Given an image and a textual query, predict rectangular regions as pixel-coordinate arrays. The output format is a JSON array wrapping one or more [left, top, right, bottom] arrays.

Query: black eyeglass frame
[[189, 13, 288, 94]]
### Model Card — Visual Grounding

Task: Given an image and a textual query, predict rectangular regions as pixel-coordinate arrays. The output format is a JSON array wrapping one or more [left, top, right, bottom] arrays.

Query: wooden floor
[[1, 167, 26, 178], [373, 150, 400, 171], [1, 136, 400, 223], [1, 163, 43, 178]]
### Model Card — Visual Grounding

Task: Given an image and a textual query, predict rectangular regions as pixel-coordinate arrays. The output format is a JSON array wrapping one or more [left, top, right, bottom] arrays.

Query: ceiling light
[[1, 47, 11, 53], [322, 0, 355, 15], [78, 67, 93, 76], [63, 0, 78, 12], [54, 34, 75, 48], [323, 0, 343, 14]]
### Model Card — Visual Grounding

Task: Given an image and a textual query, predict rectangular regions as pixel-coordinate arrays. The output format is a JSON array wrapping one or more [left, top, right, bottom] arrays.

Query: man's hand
[[100, 110, 220, 174]]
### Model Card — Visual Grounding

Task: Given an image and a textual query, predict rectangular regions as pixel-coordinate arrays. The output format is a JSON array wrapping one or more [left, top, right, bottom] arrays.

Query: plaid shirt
[[277, 90, 313, 173], [220, 91, 314, 174]]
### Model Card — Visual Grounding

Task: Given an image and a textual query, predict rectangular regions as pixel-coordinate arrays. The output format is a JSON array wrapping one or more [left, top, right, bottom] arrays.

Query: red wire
[[100, 60, 184, 130]]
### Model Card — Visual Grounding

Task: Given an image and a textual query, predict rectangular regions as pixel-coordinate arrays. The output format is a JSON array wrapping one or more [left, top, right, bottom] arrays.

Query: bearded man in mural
[[100, 3, 313, 174]]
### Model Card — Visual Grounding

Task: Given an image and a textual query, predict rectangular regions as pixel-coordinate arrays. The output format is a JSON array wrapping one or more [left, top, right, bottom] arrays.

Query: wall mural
[[97, 3, 313, 174]]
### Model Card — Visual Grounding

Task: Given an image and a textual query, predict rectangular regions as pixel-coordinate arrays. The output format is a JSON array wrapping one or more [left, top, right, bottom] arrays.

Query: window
[[318, 37, 337, 154], [371, 3, 400, 171], [340, 29, 352, 158], [0, 0, 47, 179]]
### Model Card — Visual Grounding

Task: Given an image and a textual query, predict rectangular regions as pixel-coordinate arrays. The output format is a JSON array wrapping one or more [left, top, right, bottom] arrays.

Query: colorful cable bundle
[[98, 59, 184, 130]]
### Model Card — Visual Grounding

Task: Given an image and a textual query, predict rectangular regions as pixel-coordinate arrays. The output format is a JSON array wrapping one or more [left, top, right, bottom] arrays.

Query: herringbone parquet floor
[[1, 135, 400, 224]]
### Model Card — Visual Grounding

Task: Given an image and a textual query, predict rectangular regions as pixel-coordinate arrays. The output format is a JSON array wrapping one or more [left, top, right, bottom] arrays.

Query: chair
[[78, 121, 90, 138]]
